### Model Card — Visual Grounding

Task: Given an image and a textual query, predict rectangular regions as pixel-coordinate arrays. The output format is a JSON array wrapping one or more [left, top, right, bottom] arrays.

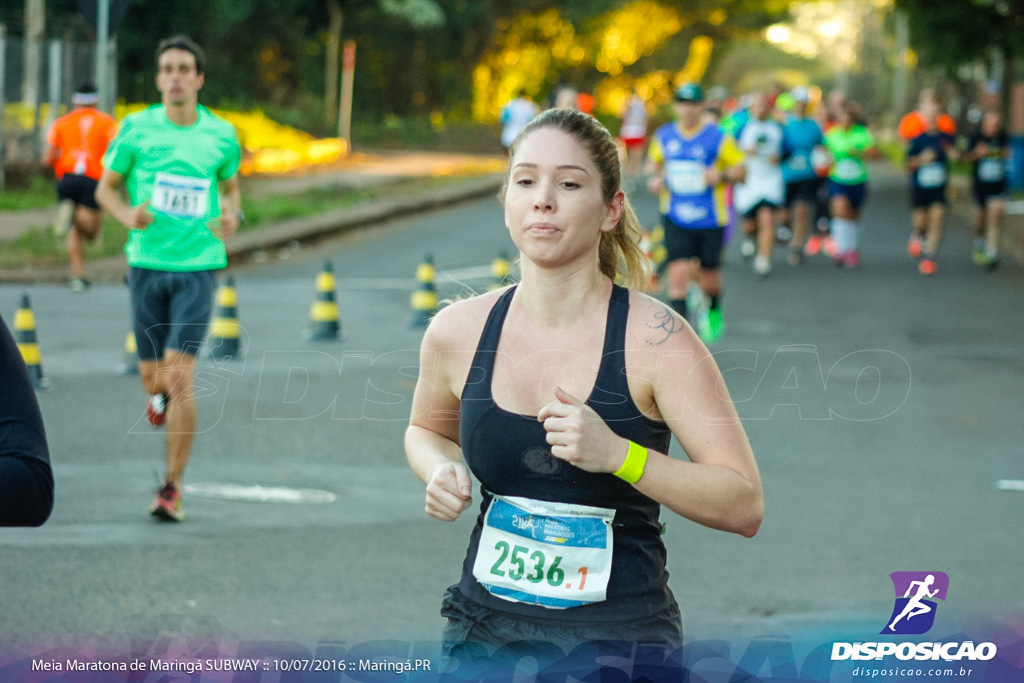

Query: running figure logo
[[881, 571, 949, 635]]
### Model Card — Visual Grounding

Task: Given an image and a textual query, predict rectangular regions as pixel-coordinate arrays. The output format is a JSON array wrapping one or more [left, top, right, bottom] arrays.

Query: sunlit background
[[1, 0, 1021, 175]]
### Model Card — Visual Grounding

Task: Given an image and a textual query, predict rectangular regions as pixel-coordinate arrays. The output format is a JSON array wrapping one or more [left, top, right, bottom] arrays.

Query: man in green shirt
[[96, 35, 243, 522]]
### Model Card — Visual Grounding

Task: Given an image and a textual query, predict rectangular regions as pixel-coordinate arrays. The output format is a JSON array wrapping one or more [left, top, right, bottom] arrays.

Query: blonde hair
[[500, 108, 649, 291]]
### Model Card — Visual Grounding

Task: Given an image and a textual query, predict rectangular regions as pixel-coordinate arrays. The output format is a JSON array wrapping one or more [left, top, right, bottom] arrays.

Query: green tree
[[894, 0, 1023, 73]]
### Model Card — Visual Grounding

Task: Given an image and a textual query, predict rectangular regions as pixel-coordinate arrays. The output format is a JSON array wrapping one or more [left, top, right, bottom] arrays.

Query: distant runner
[[963, 109, 1010, 269], [42, 83, 118, 291]]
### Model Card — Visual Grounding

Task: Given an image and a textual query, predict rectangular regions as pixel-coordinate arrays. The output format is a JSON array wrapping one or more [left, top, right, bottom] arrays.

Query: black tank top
[[457, 284, 675, 621]]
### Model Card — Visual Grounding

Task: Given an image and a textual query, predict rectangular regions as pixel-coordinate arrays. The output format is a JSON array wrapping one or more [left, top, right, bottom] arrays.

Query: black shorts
[[56, 174, 100, 210], [910, 185, 947, 209], [741, 199, 779, 220], [973, 180, 1007, 206], [662, 218, 725, 269], [785, 178, 819, 206], [129, 267, 217, 361], [440, 585, 683, 679]]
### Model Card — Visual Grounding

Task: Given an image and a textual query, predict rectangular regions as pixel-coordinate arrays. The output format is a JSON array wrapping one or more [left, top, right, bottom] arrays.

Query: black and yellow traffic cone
[[121, 330, 139, 374], [410, 253, 438, 327], [14, 293, 49, 389], [308, 260, 342, 340], [650, 223, 668, 276], [208, 275, 242, 360], [488, 250, 511, 291]]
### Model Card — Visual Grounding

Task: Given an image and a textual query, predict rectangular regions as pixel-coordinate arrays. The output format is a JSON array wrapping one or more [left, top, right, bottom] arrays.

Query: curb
[[0, 173, 505, 285], [227, 173, 503, 263]]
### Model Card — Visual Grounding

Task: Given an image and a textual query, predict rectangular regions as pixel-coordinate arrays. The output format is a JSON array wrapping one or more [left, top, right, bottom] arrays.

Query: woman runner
[[405, 108, 763, 676]]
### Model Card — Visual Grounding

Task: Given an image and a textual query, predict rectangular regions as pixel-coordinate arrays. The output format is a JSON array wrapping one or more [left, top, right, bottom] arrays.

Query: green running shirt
[[824, 124, 874, 186], [104, 105, 241, 271]]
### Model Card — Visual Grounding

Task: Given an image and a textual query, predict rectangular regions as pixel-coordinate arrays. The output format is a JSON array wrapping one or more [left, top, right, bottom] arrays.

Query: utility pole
[[892, 11, 910, 124], [22, 0, 45, 109], [325, 0, 342, 125], [95, 0, 111, 112], [338, 40, 355, 151], [0, 24, 7, 190]]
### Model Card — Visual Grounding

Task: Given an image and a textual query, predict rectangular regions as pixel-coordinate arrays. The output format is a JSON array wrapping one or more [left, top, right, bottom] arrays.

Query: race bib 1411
[[151, 172, 212, 219]]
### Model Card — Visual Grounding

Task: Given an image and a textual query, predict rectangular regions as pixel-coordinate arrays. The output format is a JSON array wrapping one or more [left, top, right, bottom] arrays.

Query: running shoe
[[149, 483, 185, 522], [70, 277, 90, 293], [977, 250, 1000, 270], [146, 393, 169, 428], [753, 255, 772, 277], [908, 234, 923, 259], [698, 308, 725, 344], [822, 235, 838, 258], [971, 238, 987, 265], [52, 199, 75, 237], [844, 250, 861, 268], [787, 249, 805, 266], [918, 258, 937, 275], [804, 233, 823, 256], [776, 225, 793, 244], [740, 237, 756, 259]]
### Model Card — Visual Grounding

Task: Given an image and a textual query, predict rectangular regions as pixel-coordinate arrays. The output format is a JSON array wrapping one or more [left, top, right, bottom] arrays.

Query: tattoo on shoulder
[[647, 303, 686, 345]]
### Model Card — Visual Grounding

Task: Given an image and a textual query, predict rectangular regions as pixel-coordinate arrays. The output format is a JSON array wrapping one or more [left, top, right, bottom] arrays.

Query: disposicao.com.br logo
[[831, 572, 998, 663]]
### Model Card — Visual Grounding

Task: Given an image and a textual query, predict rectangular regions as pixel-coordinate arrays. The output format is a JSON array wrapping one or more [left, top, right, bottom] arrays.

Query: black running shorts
[[973, 180, 1006, 207], [785, 178, 820, 206], [129, 268, 217, 361], [439, 584, 684, 679], [662, 219, 725, 269], [910, 185, 947, 209], [56, 174, 101, 210]]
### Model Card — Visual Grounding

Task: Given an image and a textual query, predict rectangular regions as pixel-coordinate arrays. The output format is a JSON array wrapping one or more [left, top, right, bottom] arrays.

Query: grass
[[0, 218, 130, 269], [0, 175, 471, 269], [0, 175, 57, 210], [239, 186, 376, 228]]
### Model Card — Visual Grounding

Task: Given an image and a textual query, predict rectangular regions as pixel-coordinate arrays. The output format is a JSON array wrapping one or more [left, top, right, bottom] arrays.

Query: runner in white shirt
[[499, 92, 540, 150], [734, 93, 785, 277], [619, 89, 650, 185]]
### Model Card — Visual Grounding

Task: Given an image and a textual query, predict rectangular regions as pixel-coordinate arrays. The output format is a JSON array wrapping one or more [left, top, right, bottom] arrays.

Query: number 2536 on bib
[[472, 495, 615, 609]]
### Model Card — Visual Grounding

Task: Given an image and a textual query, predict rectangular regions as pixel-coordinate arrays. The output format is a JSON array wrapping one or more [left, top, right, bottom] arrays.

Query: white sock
[[831, 217, 858, 253]]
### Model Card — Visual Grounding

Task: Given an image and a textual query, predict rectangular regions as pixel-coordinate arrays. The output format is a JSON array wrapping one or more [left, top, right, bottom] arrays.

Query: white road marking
[[184, 483, 337, 503]]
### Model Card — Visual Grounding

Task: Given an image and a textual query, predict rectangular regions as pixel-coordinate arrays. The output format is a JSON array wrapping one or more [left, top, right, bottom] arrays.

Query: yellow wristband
[[613, 440, 648, 484]]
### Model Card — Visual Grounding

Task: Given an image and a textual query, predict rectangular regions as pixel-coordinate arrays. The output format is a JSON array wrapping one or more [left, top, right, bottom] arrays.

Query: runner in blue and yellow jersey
[[645, 84, 745, 344], [96, 35, 243, 522]]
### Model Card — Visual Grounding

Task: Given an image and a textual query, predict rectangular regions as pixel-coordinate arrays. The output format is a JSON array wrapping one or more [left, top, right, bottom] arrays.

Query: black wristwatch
[[234, 209, 245, 224]]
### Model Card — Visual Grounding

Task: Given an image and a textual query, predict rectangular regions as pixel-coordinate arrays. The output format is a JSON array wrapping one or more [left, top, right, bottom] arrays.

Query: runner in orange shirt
[[42, 84, 118, 291], [897, 89, 956, 141]]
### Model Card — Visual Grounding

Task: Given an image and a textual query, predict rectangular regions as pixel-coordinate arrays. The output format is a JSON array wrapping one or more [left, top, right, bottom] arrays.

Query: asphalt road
[[1, 162, 1022, 676]]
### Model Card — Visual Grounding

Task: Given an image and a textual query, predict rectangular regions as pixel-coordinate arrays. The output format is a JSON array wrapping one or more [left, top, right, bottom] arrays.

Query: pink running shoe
[[149, 483, 185, 522], [908, 235, 923, 259]]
